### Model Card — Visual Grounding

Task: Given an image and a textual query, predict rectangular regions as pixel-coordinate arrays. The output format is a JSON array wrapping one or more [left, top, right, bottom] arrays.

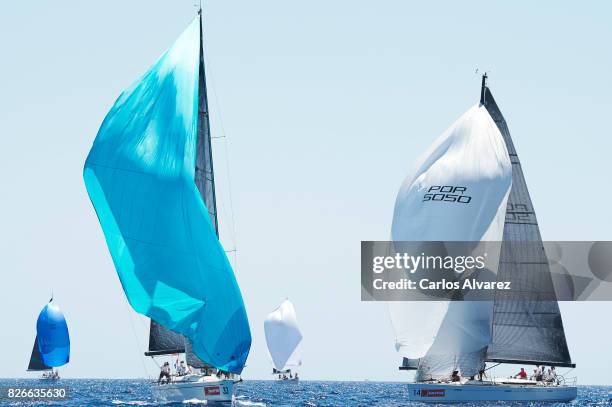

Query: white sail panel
[[264, 300, 303, 371], [391, 301, 447, 359], [389, 104, 512, 378]]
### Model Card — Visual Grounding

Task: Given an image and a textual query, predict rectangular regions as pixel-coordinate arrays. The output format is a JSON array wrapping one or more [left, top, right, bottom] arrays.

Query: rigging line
[[201, 36, 239, 269], [207, 65, 238, 244], [122, 296, 150, 379]]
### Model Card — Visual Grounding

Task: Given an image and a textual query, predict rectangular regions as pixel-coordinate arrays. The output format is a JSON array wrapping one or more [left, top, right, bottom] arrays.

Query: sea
[[0, 380, 610, 407]]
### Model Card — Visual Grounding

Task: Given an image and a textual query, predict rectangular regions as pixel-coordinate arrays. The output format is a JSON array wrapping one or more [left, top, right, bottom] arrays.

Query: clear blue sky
[[1, 0, 611, 383]]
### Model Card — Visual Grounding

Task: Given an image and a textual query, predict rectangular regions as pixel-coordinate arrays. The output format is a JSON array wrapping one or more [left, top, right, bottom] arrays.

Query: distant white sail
[[264, 300, 303, 371], [389, 104, 512, 378]]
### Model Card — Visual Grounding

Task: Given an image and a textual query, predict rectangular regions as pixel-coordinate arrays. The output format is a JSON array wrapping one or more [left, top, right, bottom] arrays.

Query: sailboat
[[27, 297, 70, 380], [264, 299, 302, 382], [83, 8, 251, 404], [390, 75, 577, 402]]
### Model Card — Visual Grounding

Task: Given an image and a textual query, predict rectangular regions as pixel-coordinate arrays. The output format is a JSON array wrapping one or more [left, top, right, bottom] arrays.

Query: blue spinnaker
[[83, 18, 251, 373], [36, 302, 70, 367]]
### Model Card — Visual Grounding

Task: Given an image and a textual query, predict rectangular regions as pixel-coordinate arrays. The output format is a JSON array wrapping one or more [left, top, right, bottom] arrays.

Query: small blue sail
[[83, 18, 251, 373], [35, 302, 70, 368]]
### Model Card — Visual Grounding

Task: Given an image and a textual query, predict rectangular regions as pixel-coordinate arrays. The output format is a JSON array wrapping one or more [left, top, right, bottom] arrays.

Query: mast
[[195, 6, 219, 236], [480, 73, 487, 106], [184, 7, 222, 369]]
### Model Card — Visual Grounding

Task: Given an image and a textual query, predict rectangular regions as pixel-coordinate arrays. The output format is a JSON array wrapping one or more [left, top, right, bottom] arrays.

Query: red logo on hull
[[204, 386, 220, 396], [421, 389, 445, 397]]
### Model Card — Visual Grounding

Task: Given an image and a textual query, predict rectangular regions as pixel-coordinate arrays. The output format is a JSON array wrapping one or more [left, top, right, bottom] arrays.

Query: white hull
[[152, 375, 235, 403], [40, 371, 60, 381], [408, 382, 577, 403], [275, 378, 299, 383]]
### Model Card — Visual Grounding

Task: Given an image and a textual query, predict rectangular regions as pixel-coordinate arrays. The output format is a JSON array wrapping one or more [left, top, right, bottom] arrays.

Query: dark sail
[[195, 10, 218, 235], [145, 11, 217, 369], [145, 320, 185, 356], [399, 357, 419, 371], [185, 339, 210, 369], [482, 80, 574, 368], [27, 336, 52, 371]]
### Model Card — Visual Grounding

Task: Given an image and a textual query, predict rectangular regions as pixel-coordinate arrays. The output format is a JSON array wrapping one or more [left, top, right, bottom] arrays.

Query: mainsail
[[264, 300, 303, 372], [27, 336, 52, 371], [84, 14, 251, 373], [390, 97, 512, 379], [27, 300, 70, 370], [146, 320, 185, 356], [481, 79, 574, 368]]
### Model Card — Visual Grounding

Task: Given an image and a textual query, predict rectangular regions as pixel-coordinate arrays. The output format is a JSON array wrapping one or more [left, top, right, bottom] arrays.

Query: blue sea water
[[0, 380, 610, 407]]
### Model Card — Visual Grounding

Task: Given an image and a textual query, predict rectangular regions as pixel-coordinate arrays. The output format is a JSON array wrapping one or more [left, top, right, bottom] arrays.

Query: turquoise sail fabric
[[83, 18, 251, 373], [36, 302, 70, 367]]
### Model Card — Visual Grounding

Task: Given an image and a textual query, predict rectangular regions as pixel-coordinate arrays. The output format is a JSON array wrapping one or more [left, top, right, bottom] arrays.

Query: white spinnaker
[[264, 299, 303, 371], [389, 104, 512, 378]]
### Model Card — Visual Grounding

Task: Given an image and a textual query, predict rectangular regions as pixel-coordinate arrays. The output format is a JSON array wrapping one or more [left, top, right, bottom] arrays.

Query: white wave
[[182, 399, 208, 405], [111, 401, 151, 406], [233, 400, 266, 407]]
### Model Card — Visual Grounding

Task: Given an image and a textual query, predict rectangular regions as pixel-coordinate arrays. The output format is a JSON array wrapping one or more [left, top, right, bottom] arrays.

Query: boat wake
[[109, 398, 267, 406], [181, 399, 208, 404], [233, 401, 266, 407], [233, 395, 266, 407]]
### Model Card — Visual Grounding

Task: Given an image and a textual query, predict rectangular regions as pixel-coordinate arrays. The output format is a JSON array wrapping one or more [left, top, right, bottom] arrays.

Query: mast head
[[480, 73, 488, 106]]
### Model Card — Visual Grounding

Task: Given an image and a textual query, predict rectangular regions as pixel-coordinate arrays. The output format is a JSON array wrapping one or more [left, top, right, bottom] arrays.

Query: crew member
[[533, 365, 543, 381], [546, 366, 557, 383], [158, 362, 171, 384], [477, 363, 487, 381], [176, 361, 190, 376], [515, 367, 527, 379]]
